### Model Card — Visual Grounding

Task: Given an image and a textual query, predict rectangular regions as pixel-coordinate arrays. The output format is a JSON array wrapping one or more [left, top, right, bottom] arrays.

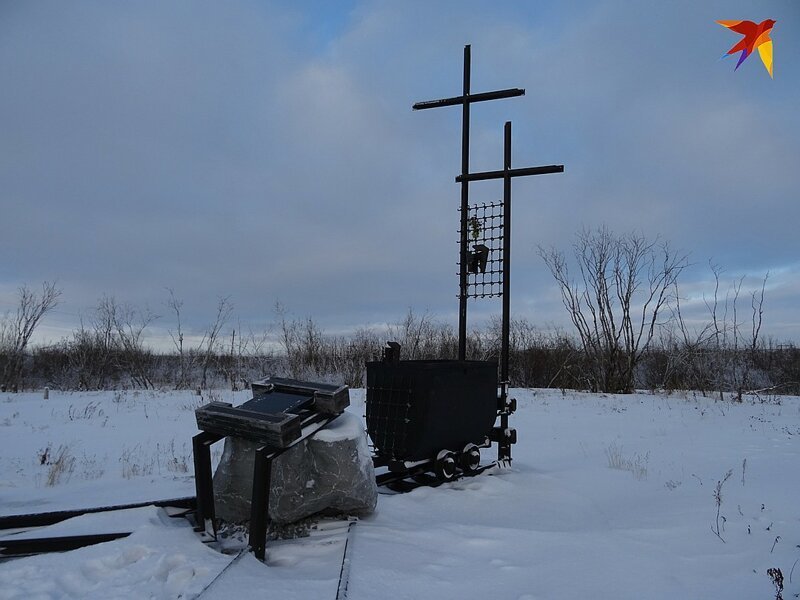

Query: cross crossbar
[[456, 164, 563, 183], [412, 88, 525, 111]]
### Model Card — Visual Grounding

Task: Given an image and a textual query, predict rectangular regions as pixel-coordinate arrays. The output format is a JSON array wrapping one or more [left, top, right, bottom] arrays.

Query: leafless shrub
[[44, 444, 76, 486], [11, 284, 800, 393], [604, 442, 649, 480], [198, 297, 233, 389], [712, 469, 733, 542], [701, 265, 770, 401], [158, 439, 190, 474], [275, 303, 383, 385], [638, 264, 782, 397], [767, 567, 784, 600], [67, 401, 104, 421], [61, 297, 159, 390], [166, 288, 192, 390], [388, 308, 448, 360], [109, 299, 159, 389], [120, 444, 156, 479], [65, 307, 117, 390], [78, 452, 105, 481]]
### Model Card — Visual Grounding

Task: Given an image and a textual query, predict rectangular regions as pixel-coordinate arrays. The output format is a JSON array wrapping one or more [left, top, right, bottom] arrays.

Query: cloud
[[1, 0, 797, 346]]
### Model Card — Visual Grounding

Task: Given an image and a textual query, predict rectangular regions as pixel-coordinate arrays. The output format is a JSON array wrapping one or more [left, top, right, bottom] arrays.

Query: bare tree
[[0, 281, 61, 391], [299, 317, 324, 372], [243, 323, 276, 379], [166, 289, 191, 389], [107, 298, 159, 389], [199, 296, 233, 389], [275, 301, 299, 376], [220, 318, 252, 391], [703, 265, 769, 400], [275, 302, 333, 378], [388, 308, 445, 360], [69, 314, 109, 390], [539, 227, 687, 393], [655, 281, 716, 393], [740, 272, 769, 399]]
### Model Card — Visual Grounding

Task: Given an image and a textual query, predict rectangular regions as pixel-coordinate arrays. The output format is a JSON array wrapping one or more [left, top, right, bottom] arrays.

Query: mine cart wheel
[[434, 451, 457, 481], [459, 443, 481, 473]]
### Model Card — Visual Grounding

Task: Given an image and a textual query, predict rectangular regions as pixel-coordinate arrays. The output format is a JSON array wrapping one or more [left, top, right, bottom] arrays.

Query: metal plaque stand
[[193, 378, 349, 560]]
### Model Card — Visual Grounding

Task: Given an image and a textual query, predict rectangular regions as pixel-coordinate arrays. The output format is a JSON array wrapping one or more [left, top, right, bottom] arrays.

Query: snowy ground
[[1, 387, 798, 599]]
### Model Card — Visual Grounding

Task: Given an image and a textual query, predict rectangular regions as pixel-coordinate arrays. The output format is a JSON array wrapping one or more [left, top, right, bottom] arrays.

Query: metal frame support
[[192, 431, 285, 561], [458, 44, 471, 362], [193, 411, 335, 560], [499, 122, 513, 462], [501, 123, 512, 394], [249, 445, 274, 561], [192, 431, 222, 532]]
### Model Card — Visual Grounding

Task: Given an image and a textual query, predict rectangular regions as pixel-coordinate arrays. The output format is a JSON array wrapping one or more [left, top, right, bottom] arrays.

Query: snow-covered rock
[[213, 411, 377, 524]]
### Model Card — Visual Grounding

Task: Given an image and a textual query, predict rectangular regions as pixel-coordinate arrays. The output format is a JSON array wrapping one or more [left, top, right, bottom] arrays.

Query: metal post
[[192, 432, 220, 533], [501, 122, 511, 387], [500, 121, 512, 462], [249, 445, 273, 561], [458, 44, 471, 361]]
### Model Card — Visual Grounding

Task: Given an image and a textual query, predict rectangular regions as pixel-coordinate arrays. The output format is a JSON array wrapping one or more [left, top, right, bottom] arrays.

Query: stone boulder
[[213, 411, 377, 525]]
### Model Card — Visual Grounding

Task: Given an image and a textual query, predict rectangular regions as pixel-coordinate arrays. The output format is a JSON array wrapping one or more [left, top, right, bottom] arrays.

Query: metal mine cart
[[367, 350, 499, 483]]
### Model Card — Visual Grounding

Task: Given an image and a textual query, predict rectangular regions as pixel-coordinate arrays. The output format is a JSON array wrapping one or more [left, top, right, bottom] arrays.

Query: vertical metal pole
[[192, 432, 218, 533], [249, 446, 273, 561], [458, 44, 471, 361], [500, 121, 512, 462], [501, 121, 511, 385]]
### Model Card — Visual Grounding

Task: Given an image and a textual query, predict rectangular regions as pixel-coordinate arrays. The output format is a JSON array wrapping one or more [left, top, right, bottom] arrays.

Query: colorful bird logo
[[717, 19, 776, 78]]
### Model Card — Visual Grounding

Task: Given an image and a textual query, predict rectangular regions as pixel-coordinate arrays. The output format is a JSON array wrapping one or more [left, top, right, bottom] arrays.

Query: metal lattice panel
[[458, 201, 504, 298], [365, 372, 411, 459]]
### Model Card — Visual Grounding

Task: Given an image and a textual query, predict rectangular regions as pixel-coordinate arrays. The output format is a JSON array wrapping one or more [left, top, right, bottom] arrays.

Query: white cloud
[[1, 0, 797, 346]]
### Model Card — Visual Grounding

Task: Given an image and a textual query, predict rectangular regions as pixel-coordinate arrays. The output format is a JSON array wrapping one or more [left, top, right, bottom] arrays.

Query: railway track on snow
[[0, 496, 196, 560]]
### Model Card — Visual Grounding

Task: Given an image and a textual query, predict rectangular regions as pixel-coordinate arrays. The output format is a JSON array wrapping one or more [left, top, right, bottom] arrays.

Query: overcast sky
[[1, 0, 798, 349]]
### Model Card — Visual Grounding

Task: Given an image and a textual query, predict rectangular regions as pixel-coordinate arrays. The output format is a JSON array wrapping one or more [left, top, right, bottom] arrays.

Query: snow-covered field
[[1, 388, 798, 599]]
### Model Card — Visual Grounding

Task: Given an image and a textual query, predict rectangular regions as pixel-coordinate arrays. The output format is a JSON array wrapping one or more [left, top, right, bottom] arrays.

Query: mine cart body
[[366, 359, 497, 462]]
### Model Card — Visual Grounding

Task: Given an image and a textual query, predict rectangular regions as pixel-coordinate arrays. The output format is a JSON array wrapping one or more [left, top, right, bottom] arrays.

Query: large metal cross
[[413, 44, 525, 361]]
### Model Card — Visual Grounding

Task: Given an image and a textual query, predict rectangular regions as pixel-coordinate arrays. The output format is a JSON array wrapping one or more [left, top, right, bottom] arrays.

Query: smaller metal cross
[[457, 121, 563, 461]]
